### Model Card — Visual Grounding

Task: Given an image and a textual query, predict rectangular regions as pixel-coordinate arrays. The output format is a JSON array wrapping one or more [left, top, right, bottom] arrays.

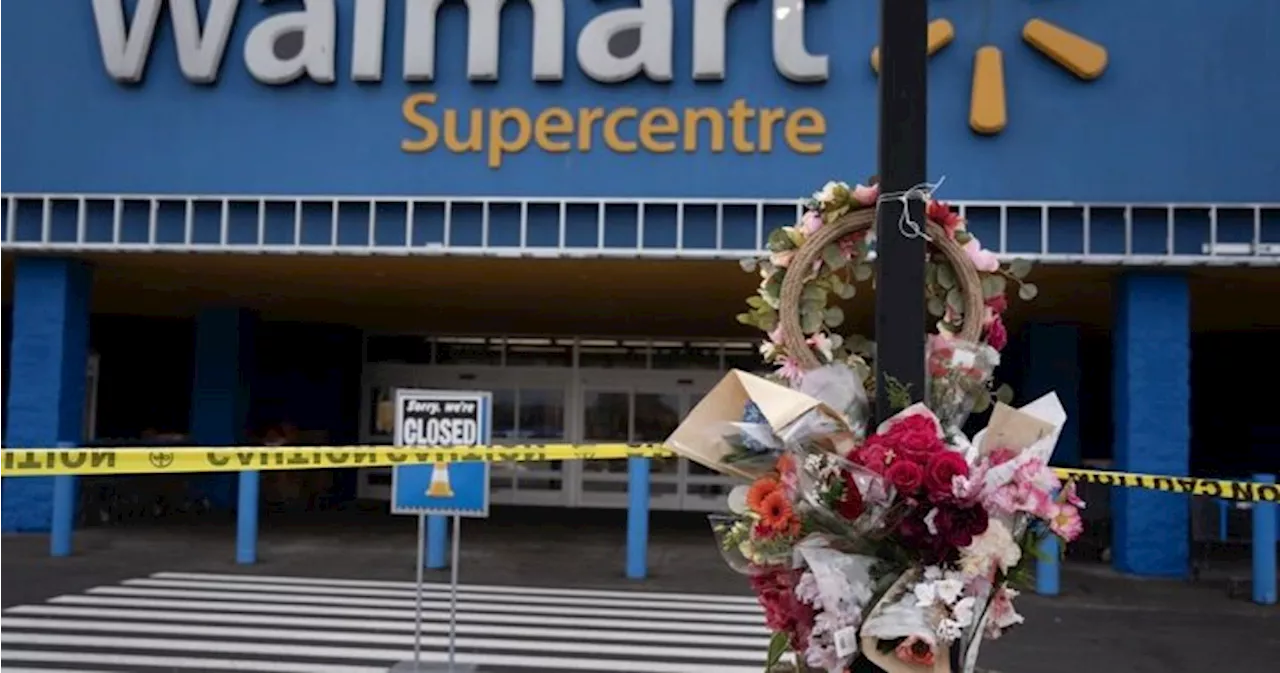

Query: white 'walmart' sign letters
[[91, 0, 830, 86]]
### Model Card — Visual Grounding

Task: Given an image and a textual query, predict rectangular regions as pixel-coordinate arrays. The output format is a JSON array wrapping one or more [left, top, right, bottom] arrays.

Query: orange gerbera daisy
[[757, 491, 800, 537], [746, 477, 781, 513], [774, 453, 796, 476]]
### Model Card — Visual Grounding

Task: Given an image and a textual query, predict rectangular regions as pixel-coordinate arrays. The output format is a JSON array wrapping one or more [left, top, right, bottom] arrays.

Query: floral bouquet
[[665, 178, 1083, 673]]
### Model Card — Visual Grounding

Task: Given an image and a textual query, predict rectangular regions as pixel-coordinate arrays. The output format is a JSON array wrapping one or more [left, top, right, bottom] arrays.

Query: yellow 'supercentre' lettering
[[401, 94, 827, 168]]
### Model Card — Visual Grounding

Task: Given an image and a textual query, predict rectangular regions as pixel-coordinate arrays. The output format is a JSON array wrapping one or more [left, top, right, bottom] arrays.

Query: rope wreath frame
[[776, 208, 985, 372]]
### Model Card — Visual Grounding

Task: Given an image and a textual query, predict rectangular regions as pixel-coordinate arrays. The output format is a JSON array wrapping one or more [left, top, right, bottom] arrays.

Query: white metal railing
[[3, 193, 1278, 267]]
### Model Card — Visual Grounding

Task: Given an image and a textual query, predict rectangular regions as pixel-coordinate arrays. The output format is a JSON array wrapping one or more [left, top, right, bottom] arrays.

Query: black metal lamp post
[[872, 0, 930, 421]]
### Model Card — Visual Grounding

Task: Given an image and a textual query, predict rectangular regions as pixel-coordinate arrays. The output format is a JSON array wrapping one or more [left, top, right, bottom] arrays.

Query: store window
[[365, 335, 433, 364], [435, 337, 502, 365], [580, 339, 648, 369], [518, 389, 565, 440], [491, 389, 518, 441], [504, 338, 574, 367], [651, 341, 722, 369]]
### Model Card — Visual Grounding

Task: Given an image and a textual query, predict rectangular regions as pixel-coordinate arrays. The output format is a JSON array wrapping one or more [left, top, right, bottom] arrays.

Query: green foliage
[[764, 632, 790, 671], [883, 375, 914, 412], [1018, 282, 1039, 301], [1008, 258, 1033, 279]]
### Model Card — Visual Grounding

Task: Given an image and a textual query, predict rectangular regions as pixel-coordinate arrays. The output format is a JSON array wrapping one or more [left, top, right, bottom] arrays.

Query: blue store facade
[[2, 0, 1278, 578]]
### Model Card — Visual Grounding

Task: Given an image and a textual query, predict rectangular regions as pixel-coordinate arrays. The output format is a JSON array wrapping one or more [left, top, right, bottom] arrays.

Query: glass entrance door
[[574, 370, 721, 510]]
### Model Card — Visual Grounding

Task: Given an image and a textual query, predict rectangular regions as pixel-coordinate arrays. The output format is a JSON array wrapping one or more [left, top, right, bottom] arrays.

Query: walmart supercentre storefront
[[2, 1, 1279, 578]]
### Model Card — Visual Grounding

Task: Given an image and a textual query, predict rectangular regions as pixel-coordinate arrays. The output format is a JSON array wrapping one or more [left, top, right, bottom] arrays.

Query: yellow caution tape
[[0, 445, 1276, 502], [0, 444, 668, 478], [1053, 467, 1277, 504]]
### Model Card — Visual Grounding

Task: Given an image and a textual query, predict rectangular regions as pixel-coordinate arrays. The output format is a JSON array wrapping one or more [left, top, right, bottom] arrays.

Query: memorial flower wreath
[[666, 179, 1084, 673]]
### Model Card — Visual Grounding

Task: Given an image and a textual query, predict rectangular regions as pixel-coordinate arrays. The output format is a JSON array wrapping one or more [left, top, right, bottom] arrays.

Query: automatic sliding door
[[578, 387, 683, 509], [578, 390, 631, 507], [634, 392, 682, 510]]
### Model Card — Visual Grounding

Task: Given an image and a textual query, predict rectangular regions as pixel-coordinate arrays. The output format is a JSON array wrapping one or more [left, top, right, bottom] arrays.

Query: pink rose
[[800, 209, 823, 234], [851, 183, 880, 206], [963, 238, 1001, 272], [895, 636, 936, 667]]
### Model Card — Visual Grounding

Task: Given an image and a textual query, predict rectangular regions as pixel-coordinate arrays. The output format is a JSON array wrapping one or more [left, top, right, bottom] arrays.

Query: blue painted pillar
[[1112, 273, 1190, 578], [1253, 474, 1277, 605], [1, 258, 93, 556], [427, 515, 449, 569], [626, 457, 651, 579], [189, 308, 256, 563]]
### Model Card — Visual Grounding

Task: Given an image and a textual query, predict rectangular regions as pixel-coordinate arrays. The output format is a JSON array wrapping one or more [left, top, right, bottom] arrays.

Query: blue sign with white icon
[[391, 389, 491, 518]]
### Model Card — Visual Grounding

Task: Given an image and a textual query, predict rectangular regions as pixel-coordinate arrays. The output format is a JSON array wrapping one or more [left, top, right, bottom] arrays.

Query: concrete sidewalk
[[3, 505, 1277, 672]]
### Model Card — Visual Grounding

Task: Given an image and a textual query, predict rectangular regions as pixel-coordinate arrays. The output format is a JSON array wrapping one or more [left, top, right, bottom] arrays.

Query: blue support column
[[1, 258, 92, 554], [1036, 534, 1061, 596], [426, 515, 448, 569], [1112, 273, 1190, 578], [1253, 474, 1276, 605], [626, 457, 651, 579], [189, 308, 256, 563]]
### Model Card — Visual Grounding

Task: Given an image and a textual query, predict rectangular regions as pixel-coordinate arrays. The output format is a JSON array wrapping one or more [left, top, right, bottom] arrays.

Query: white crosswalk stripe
[[1, 571, 772, 673]]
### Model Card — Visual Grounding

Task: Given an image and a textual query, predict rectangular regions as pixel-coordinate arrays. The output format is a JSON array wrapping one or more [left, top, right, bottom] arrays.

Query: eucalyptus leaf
[[936, 263, 957, 290], [829, 275, 847, 296], [746, 296, 768, 309], [927, 296, 946, 317], [767, 229, 796, 252], [803, 285, 828, 302], [995, 383, 1015, 404], [763, 273, 783, 302], [739, 257, 758, 273], [972, 390, 992, 413], [735, 312, 753, 325], [822, 244, 845, 269], [954, 230, 973, 244], [981, 273, 1007, 298], [1009, 258, 1033, 279], [945, 287, 966, 314], [838, 283, 857, 299], [760, 312, 779, 332], [1018, 282, 1039, 301], [801, 309, 823, 334], [853, 263, 874, 282], [824, 306, 845, 328]]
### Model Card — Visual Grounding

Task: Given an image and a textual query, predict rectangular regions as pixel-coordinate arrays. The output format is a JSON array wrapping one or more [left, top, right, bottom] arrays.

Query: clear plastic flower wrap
[[795, 364, 872, 441], [789, 442, 895, 539], [709, 513, 793, 574], [927, 337, 999, 433]]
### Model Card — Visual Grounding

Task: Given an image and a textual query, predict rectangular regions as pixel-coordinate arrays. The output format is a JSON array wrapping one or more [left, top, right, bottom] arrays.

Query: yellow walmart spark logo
[[872, 12, 1108, 135]]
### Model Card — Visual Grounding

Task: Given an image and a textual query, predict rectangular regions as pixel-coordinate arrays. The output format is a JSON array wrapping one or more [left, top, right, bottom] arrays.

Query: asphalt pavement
[[2, 505, 1277, 672]]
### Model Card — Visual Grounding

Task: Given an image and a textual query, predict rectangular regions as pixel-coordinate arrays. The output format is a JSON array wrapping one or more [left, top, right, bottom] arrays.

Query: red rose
[[885, 460, 925, 493], [851, 442, 892, 475], [924, 451, 970, 503], [986, 315, 1008, 351], [882, 414, 945, 463], [837, 470, 866, 520], [985, 293, 1008, 313]]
